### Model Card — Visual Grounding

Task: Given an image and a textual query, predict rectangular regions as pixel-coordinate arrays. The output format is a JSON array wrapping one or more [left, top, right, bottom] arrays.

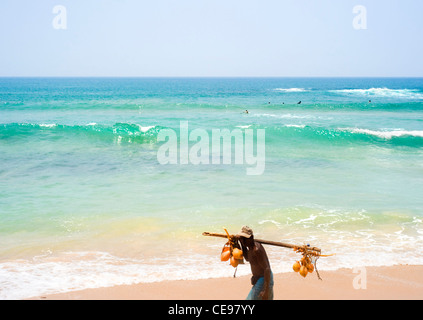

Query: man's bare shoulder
[[254, 241, 266, 252]]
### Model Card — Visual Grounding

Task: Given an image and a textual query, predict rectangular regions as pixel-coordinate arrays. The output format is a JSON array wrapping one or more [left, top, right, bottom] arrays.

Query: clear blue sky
[[1, 0, 422, 77]]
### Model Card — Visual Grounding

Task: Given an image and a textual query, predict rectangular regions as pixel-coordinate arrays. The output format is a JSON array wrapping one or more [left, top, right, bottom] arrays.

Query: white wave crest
[[284, 124, 306, 128], [274, 88, 309, 93], [253, 113, 315, 119], [137, 125, 156, 133], [341, 128, 423, 139], [331, 88, 423, 99], [39, 124, 57, 128]]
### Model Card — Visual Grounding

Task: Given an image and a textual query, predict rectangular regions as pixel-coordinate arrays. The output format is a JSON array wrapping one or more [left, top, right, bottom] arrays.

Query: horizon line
[[1, 76, 423, 79]]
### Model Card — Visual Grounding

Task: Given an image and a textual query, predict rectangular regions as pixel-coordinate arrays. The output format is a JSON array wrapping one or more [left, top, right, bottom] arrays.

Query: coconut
[[293, 261, 301, 273], [221, 250, 231, 262], [230, 256, 239, 268], [299, 266, 308, 278], [232, 248, 243, 260]]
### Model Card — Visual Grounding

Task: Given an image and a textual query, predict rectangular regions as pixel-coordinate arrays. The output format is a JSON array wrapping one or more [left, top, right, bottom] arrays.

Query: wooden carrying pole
[[202, 232, 321, 253]]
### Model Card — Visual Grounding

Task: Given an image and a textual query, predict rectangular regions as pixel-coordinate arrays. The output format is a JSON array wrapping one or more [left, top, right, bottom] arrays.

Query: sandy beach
[[28, 265, 423, 300]]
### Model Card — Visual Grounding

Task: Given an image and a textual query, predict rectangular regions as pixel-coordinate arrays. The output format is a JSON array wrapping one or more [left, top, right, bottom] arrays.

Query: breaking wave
[[330, 88, 423, 99]]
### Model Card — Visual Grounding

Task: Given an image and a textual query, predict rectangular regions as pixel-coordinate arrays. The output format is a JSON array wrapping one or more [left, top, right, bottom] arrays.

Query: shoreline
[[27, 265, 423, 300]]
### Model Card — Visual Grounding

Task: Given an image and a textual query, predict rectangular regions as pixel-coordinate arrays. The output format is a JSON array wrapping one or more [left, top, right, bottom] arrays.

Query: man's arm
[[235, 236, 249, 262], [259, 266, 271, 300], [257, 245, 271, 300]]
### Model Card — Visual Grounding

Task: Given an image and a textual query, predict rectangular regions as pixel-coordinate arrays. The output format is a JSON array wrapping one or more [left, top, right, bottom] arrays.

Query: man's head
[[238, 226, 253, 239], [237, 226, 255, 248]]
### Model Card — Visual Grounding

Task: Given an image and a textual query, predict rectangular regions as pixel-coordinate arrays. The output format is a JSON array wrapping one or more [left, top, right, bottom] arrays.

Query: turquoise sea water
[[1, 77, 423, 299]]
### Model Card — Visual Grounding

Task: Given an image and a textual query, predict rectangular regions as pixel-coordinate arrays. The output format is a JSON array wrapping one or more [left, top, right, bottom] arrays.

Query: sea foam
[[341, 128, 423, 139], [331, 88, 423, 99], [274, 88, 309, 93]]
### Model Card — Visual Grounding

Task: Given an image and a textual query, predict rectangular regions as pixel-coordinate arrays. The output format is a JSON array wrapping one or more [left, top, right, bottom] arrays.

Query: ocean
[[1, 77, 422, 299]]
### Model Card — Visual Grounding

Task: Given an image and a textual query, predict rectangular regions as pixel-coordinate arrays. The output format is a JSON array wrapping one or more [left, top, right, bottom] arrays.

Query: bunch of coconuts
[[221, 244, 244, 268], [293, 255, 315, 278]]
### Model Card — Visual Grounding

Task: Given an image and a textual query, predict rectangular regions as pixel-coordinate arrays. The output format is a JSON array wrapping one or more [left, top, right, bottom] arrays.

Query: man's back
[[247, 242, 271, 278]]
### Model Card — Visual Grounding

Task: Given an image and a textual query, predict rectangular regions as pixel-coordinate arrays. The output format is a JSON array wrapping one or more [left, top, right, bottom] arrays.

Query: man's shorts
[[246, 272, 274, 300]]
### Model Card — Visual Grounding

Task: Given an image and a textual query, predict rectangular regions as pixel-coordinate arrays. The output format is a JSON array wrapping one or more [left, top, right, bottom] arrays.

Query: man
[[236, 226, 274, 300]]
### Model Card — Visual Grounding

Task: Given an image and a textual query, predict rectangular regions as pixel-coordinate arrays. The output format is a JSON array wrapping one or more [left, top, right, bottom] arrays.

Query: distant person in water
[[298, 101, 302, 104], [369, 100, 372, 103], [244, 110, 249, 114]]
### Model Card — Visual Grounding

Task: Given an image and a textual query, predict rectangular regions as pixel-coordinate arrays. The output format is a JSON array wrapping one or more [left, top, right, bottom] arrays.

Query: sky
[[0, 0, 422, 77]]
